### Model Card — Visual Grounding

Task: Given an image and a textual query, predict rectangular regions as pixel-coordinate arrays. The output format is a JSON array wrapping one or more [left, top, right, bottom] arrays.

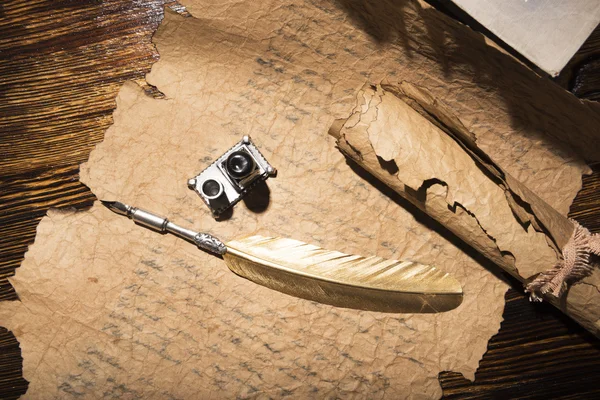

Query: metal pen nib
[[101, 200, 227, 255], [100, 200, 131, 216]]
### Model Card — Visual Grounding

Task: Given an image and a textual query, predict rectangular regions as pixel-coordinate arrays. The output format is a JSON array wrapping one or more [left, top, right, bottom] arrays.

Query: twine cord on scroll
[[526, 220, 600, 301]]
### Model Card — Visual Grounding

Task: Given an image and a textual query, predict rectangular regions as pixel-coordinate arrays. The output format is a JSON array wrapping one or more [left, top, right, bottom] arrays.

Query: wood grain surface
[[1, 1, 599, 398]]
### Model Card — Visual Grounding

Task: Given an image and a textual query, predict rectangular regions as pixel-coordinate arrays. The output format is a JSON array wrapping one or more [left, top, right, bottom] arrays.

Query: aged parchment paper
[[1, 0, 596, 397], [331, 84, 600, 336]]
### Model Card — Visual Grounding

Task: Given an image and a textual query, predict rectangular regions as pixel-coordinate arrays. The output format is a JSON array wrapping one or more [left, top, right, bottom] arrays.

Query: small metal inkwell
[[188, 136, 276, 217]]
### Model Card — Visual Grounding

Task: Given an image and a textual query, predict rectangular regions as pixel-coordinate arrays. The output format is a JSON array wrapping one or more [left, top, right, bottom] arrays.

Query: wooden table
[[1, 1, 599, 398]]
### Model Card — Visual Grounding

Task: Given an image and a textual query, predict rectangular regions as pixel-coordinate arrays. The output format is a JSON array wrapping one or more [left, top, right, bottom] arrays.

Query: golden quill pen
[[101, 200, 462, 313]]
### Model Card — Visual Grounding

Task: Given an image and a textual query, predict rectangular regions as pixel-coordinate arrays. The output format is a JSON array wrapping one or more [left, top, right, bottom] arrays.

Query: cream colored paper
[[1, 0, 596, 397], [449, 0, 600, 76]]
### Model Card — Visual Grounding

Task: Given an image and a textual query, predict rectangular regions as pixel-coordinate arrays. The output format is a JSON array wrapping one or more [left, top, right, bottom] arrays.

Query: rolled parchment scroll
[[329, 83, 600, 337]]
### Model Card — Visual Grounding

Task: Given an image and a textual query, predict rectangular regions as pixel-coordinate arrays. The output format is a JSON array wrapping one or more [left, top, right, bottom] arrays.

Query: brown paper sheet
[[0, 0, 595, 397], [331, 83, 600, 336]]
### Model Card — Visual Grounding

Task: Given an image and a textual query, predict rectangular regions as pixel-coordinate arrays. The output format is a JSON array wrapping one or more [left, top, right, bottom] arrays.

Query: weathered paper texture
[[0, 0, 596, 397], [331, 83, 600, 336]]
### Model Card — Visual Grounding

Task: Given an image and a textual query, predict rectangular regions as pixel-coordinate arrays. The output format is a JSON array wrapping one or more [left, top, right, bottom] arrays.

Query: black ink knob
[[226, 151, 255, 178]]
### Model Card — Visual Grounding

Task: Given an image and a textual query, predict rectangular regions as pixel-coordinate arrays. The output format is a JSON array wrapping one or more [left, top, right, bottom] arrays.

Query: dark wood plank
[[439, 288, 600, 399], [568, 164, 600, 229], [0, 0, 165, 175], [0, 165, 96, 301], [0, 329, 28, 400], [0, 1, 167, 397], [0, 1, 599, 399], [557, 25, 600, 100], [0, 0, 167, 301]]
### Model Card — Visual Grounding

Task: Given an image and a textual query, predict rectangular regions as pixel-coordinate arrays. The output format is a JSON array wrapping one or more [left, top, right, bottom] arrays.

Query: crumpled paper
[[0, 0, 595, 397], [331, 83, 600, 336]]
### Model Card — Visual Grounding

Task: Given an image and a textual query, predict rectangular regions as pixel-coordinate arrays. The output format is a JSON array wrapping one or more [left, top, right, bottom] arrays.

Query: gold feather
[[101, 201, 463, 314], [224, 235, 463, 313]]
